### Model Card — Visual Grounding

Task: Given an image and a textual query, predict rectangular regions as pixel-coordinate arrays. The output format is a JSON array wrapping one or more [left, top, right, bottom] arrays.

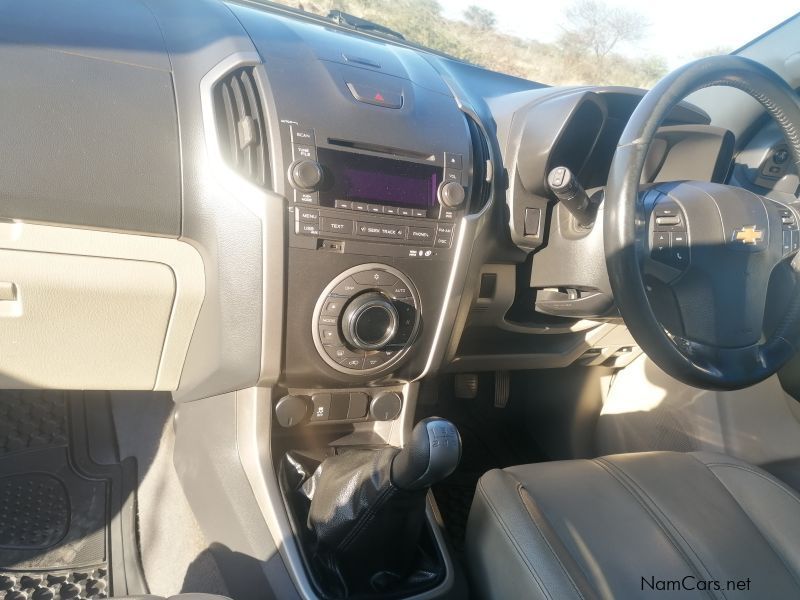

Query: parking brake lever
[[548, 166, 598, 229]]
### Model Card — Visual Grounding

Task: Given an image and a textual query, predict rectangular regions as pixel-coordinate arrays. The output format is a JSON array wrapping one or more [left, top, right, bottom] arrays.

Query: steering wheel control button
[[309, 393, 331, 422], [352, 270, 397, 287], [655, 215, 682, 227]]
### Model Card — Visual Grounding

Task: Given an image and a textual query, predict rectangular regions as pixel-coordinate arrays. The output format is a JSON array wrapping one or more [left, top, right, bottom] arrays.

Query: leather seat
[[466, 451, 800, 599]]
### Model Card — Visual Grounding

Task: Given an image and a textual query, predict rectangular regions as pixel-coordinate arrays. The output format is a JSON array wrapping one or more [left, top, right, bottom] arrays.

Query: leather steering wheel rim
[[605, 55, 800, 390]]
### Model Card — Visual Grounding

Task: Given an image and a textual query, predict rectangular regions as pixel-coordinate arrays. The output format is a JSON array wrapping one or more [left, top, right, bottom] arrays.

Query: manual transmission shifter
[[392, 417, 462, 490], [295, 418, 461, 595]]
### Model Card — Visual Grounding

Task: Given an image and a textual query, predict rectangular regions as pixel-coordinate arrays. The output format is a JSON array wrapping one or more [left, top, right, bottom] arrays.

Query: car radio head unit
[[316, 147, 442, 215]]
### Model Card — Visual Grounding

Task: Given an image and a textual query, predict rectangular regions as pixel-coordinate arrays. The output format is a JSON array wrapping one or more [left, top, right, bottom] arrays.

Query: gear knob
[[391, 417, 461, 491]]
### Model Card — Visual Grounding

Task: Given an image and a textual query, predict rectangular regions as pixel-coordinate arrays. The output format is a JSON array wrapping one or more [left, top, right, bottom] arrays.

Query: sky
[[438, 0, 799, 69]]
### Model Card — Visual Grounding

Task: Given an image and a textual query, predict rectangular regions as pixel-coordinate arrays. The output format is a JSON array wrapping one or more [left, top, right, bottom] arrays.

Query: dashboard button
[[445, 153, 463, 169], [319, 325, 342, 346], [434, 234, 452, 248], [439, 207, 456, 220], [356, 222, 407, 240], [309, 393, 330, 422], [322, 298, 345, 315], [352, 201, 368, 212], [436, 223, 455, 235], [347, 393, 369, 419], [297, 208, 319, 223], [294, 191, 318, 205], [331, 277, 363, 296], [408, 226, 434, 244], [364, 353, 390, 369], [345, 82, 403, 109], [388, 282, 413, 299], [292, 127, 315, 144], [335, 199, 352, 210], [339, 356, 365, 370], [443, 169, 461, 183], [325, 346, 364, 362], [296, 222, 320, 236], [368, 204, 383, 214], [321, 217, 354, 235], [399, 208, 412, 217], [353, 270, 398, 286], [293, 144, 317, 160], [319, 314, 338, 326], [384, 206, 398, 215], [412, 209, 427, 218]]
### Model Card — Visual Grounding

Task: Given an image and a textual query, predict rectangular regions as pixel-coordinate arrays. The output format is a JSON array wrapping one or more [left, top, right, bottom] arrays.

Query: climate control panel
[[312, 264, 421, 375]]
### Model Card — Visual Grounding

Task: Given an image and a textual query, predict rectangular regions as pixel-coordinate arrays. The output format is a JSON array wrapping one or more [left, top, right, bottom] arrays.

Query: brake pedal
[[494, 371, 510, 408], [454, 374, 478, 399]]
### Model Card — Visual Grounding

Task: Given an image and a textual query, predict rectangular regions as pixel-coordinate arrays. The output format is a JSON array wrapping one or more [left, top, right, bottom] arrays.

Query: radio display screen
[[317, 148, 442, 210]]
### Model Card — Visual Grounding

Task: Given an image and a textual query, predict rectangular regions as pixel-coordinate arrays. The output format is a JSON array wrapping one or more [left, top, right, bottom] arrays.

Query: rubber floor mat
[[0, 391, 146, 600]]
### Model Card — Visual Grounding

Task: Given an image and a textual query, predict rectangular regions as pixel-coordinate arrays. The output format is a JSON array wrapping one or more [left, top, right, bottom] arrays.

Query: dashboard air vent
[[212, 67, 271, 188]]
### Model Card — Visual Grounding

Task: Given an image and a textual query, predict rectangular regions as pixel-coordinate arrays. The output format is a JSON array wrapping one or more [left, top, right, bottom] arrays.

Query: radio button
[[335, 199, 352, 210], [436, 223, 455, 235], [294, 191, 319, 205], [443, 170, 461, 183], [384, 206, 398, 215], [408, 226, 435, 244], [445, 153, 463, 169], [399, 208, 413, 217], [439, 207, 456, 220], [297, 208, 319, 223], [353, 270, 398, 287], [297, 222, 320, 236], [322, 217, 354, 235], [412, 209, 427, 218], [293, 144, 317, 160], [352, 201, 368, 212], [434, 234, 452, 248], [356, 222, 407, 240], [367, 204, 383, 214], [292, 127, 315, 144]]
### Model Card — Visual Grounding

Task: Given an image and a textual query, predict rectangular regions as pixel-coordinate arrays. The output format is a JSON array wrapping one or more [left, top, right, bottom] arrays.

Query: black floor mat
[[0, 392, 146, 600], [419, 376, 549, 557]]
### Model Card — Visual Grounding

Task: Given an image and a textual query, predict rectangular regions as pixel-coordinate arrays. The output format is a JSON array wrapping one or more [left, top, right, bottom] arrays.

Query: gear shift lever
[[392, 417, 461, 490], [298, 417, 461, 594]]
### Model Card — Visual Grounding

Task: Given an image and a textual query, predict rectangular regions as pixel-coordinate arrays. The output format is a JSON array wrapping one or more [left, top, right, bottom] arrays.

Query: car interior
[[3, 1, 800, 599]]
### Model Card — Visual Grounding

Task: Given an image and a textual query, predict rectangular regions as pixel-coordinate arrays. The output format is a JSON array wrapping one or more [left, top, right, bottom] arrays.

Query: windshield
[[277, 0, 798, 87]]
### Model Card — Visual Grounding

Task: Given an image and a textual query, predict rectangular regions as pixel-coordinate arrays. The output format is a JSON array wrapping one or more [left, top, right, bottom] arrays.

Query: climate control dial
[[312, 265, 420, 374]]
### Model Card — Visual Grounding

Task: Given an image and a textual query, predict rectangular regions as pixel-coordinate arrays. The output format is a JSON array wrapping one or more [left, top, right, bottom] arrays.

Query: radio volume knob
[[342, 292, 399, 351], [289, 160, 324, 192], [438, 181, 465, 208]]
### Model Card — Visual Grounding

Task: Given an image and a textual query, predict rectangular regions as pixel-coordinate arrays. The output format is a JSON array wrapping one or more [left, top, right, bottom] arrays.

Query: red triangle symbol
[[374, 92, 385, 102]]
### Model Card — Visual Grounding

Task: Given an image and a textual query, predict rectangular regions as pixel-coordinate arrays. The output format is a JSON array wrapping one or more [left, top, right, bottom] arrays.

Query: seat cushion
[[466, 451, 800, 599]]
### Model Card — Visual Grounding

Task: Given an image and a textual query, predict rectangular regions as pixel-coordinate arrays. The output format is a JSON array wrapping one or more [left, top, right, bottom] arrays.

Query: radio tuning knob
[[289, 160, 324, 192], [438, 180, 465, 208]]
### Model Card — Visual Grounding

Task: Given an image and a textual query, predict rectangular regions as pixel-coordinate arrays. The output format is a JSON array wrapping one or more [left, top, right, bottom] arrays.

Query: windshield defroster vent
[[212, 66, 271, 188]]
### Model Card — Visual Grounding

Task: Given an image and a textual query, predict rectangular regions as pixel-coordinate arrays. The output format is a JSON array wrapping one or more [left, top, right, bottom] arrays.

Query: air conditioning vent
[[212, 67, 271, 188]]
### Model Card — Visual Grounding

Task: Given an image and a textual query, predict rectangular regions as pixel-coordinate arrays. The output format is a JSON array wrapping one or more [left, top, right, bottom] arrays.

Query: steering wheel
[[605, 55, 800, 390]]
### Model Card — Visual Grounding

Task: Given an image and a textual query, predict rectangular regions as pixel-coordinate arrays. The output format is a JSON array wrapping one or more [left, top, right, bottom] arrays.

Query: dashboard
[[0, 0, 777, 401]]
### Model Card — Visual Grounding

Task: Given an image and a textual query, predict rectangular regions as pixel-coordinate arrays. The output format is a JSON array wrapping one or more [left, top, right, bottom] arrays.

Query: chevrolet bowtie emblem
[[733, 225, 764, 245]]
